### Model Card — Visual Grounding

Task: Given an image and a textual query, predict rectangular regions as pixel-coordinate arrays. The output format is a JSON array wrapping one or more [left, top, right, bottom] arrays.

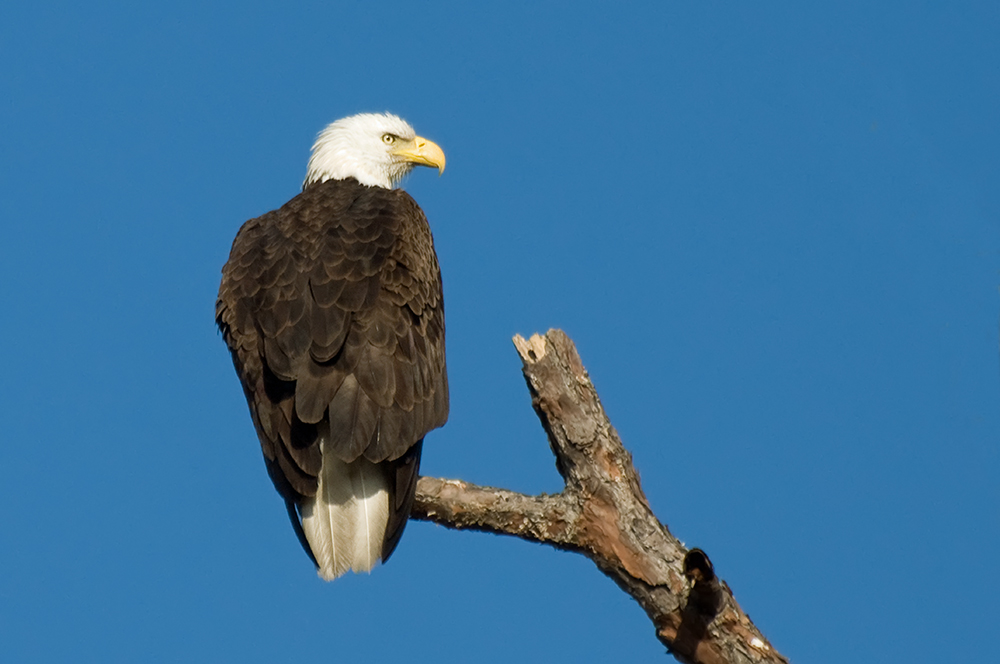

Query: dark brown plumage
[[217, 174, 448, 574]]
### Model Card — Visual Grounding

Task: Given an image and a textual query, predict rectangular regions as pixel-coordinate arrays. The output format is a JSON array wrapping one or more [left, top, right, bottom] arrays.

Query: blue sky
[[2, 2, 997, 662]]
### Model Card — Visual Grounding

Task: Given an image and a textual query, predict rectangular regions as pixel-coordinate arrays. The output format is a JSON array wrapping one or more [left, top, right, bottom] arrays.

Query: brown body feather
[[217, 176, 448, 567]]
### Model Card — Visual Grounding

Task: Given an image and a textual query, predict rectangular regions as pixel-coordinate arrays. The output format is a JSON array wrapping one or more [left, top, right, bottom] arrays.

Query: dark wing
[[216, 179, 448, 544]]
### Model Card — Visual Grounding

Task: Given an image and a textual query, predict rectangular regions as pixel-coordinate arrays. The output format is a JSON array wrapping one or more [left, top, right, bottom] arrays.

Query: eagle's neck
[[305, 153, 398, 190]]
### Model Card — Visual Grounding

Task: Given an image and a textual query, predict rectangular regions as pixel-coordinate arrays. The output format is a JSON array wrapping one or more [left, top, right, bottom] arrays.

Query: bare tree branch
[[412, 329, 788, 664]]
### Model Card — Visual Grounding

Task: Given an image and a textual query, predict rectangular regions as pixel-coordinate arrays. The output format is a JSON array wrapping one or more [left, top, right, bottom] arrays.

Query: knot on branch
[[683, 548, 724, 619]]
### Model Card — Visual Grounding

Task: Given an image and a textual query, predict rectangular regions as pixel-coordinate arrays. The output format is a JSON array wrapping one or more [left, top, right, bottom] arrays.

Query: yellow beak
[[393, 136, 446, 175]]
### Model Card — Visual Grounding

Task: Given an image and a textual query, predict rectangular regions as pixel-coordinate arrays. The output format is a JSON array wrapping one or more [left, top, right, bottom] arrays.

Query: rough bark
[[411, 329, 788, 664]]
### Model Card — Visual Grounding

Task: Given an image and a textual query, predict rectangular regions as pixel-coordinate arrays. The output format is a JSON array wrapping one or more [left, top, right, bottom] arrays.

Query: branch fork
[[412, 330, 786, 664]]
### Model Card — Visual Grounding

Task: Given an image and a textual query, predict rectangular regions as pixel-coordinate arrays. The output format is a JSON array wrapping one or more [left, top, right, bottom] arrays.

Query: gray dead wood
[[411, 329, 788, 664]]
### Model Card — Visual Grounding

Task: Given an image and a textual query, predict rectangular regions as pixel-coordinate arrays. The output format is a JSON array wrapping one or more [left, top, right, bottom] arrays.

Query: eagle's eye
[[382, 134, 396, 145]]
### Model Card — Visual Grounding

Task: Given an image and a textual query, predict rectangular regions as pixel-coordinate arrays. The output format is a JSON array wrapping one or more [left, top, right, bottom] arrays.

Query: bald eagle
[[216, 113, 449, 580]]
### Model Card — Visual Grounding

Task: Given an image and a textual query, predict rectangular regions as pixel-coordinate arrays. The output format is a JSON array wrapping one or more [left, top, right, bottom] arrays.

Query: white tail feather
[[299, 449, 390, 581]]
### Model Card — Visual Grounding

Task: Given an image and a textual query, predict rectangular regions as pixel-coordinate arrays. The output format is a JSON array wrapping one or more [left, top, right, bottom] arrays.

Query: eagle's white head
[[304, 112, 446, 190]]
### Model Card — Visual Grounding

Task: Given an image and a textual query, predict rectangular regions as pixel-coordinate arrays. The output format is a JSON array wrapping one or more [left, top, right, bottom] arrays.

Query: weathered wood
[[412, 329, 787, 664]]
